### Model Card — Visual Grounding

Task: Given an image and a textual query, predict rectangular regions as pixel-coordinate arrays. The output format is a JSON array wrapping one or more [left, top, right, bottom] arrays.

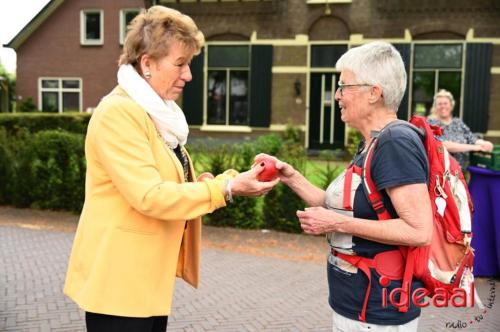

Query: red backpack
[[334, 115, 476, 322]]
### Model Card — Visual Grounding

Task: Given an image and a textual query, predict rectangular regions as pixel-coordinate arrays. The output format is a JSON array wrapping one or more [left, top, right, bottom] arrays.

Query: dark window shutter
[[182, 49, 204, 125], [463, 43, 492, 133], [392, 43, 411, 120], [249, 45, 273, 127]]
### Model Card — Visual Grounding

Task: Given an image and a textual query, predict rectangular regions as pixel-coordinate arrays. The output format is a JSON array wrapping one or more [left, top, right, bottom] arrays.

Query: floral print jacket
[[428, 117, 477, 169]]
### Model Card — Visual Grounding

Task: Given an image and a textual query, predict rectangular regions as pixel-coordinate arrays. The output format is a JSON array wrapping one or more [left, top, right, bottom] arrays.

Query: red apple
[[256, 156, 278, 182]]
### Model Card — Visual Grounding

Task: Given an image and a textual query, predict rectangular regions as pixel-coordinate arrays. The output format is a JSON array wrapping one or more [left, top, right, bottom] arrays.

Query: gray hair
[[335, 41, 407, 112]]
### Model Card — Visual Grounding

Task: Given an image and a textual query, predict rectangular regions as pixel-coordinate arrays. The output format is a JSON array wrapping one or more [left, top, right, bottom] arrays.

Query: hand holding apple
[[230, 163, 280, 197], [255, 155, 278, 182], [254, 153, 296, 184]]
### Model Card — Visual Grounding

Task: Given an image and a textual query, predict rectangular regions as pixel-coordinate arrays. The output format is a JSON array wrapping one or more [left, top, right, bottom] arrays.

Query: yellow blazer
[[64, 86, 226, 317]]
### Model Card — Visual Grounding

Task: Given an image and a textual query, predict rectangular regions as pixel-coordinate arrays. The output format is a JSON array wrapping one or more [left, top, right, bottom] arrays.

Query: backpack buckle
[[372, 199, 386, 213], [463, 234, 472, 249]]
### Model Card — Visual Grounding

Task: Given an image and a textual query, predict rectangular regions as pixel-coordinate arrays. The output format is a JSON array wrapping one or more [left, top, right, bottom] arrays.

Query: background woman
[[64, 6, 278, 332], [428, 89, 493, 169]]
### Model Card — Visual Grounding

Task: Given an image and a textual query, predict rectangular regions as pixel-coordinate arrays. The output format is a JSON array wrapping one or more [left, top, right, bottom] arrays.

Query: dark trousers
[[85, 312, 168, 332]]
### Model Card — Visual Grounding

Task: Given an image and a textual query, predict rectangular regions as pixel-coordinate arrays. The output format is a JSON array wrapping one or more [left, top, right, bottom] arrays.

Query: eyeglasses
[[337, 83, 372, 96]]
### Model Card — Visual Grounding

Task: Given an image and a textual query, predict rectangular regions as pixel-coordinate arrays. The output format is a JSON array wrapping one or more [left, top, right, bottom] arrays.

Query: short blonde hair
[[119, 6, 205, 66], [432, 89, 456, 109]]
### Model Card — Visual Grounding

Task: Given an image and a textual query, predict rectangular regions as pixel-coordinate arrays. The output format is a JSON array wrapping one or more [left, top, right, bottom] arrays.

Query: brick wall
[[16, 0, 144, 111], [13, 0, 500, 139]]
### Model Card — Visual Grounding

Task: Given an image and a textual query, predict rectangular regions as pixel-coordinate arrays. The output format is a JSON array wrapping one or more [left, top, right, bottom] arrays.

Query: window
[[81, 10, 103, 45], [311, 45, 348, 67], [120, 9, 140, 45], [411, 44, 463, 116], [207, 46, 250, 125], [39, 78, 82, 113]]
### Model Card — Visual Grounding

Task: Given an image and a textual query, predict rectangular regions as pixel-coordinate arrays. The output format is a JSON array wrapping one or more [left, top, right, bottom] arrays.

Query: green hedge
[[0, 113, 91, 136], [0, 128, 86, 211], [191, 140, 262, 229], [262, 127, 307, 233], [190, 126, 310, 233], [0, 115, 339, 232], [0, 129, 14, 203]]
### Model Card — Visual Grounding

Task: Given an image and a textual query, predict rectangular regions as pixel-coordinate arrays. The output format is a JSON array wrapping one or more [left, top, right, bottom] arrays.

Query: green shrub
[[197, 141, 262, 229], [0, 128, 14, 203], [13, 130, 85, 211], [314, 150, 344, 190], [254, 134, 282, 156], [18, 97, 37, 113], [0, 63, 16, 112], [263, 127, 307, 233], [0, 112, 91, 136], [346, 127, 362, 158], [194, 133, 296, 230], [282, 122, 303, 144], [0, 127, 30, 204], [263, 184, 304, 233], [0, 144, 11, 203]]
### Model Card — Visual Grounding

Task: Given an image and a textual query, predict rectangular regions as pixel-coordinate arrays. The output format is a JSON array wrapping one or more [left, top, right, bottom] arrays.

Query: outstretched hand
[[231, 163, 280, 197], [478, 140, 494, 152], [254, 153, 296, 184]]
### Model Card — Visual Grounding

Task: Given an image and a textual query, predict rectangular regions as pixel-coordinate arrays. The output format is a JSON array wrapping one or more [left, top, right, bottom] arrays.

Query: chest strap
[[343, 165, 362, 210]]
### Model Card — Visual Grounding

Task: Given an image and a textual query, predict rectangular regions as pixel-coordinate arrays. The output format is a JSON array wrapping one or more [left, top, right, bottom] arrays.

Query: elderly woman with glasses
[[64, 6, 278, 332], [257, 41, 433, 331]]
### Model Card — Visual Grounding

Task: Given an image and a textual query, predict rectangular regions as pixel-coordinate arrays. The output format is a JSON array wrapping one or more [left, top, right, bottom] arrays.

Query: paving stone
[[1, 223, 500, 331]]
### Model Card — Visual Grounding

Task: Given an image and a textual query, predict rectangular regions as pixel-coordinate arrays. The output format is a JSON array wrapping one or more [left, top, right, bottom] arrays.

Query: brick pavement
[[1, 223, 500, 331]]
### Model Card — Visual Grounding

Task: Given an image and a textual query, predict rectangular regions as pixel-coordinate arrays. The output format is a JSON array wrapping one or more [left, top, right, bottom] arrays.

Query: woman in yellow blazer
[[64, 6, 278, 332]]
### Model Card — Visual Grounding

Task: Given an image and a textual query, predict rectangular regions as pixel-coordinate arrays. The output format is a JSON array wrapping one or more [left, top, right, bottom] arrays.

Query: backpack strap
[[332, 249, 405, 321], [332, 250, 376, 322], [362, 138, 392, 220], [361, 120, 426, 313], [362, 120, 425, 220], [343, 165, 362, 210]]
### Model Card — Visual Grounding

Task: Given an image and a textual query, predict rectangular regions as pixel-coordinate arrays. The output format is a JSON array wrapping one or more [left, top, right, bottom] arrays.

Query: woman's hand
[[197, 172, 214, 181], [230, 163, 280, 197], [476, 139, 494, 152], [254, 153, 296, 184], [296, 207, 347, 235], [254, 153, 326, 207]]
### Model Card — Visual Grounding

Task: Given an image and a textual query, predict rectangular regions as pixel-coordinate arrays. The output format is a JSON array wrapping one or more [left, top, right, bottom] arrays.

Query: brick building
[[6, 0, 500, 149]]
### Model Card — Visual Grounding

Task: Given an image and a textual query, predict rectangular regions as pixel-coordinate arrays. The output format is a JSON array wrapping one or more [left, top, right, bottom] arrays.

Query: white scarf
[[117, 64, 189, 149]]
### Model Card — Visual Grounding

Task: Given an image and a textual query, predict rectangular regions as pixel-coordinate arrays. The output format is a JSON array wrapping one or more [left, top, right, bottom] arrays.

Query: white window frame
[[206, 67, 250, 126], [80, 9, 104, 45], [203, 43, 252, 130], [408, 41, 466, 119], [38, 77, 83, 113], [119, 8, 141, 45]]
